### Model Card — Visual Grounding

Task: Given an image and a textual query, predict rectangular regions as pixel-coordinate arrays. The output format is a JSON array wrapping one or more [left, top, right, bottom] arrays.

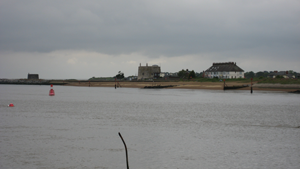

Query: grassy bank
[[191, 77, 300, 84], [256, 78, 300, 84], [48, 77, 300, 85]]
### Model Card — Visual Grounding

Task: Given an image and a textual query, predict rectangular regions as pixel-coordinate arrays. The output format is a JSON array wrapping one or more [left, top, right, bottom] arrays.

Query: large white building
[[204, 62, 244, 79]]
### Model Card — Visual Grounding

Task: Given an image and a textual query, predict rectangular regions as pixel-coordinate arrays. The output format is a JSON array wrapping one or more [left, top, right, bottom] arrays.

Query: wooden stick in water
[[118, 132, 129, 169]]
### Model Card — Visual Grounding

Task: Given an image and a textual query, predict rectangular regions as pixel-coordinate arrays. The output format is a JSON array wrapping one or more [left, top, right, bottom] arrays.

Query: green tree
[[255, 71, 270, 78], [188, 70, 196, 79], [244, 71, 255, 78], [255, 71, 265, 77], [178, 69, 187, 78], [115, 71, 124, 79]]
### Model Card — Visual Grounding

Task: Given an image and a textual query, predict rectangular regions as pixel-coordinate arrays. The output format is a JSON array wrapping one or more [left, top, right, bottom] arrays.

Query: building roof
[[269, 71, 288, 75], [205, 62, 244, 72]]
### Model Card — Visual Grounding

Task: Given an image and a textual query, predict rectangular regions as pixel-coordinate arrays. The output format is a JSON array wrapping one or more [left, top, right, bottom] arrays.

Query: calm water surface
[[0, 85, 299, 169]]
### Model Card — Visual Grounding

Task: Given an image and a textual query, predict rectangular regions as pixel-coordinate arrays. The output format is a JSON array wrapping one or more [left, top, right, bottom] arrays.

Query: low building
[[204, 62, 244, 79], [138, 63, 161, 80], [160, 72, 178, 78], [160, 72, 169, 78], [28, 73, 39, 79], [268, 71, 295, 78], [127, 76, 138, 81], [169, 72, 178, 77]]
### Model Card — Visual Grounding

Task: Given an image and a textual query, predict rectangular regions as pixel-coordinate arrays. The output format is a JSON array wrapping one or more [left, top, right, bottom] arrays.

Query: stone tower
[[138, 63, 161, 80]]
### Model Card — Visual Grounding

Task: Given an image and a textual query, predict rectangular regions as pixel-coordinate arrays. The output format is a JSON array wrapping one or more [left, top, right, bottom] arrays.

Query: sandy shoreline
[[64, 81, 300, 92]]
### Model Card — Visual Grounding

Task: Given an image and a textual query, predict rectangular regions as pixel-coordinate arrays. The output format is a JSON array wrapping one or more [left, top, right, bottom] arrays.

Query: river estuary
[[0, 85, 299, 169]]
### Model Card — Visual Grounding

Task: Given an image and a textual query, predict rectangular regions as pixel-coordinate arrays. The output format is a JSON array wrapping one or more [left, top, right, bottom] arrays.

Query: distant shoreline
[[1, 81, 300, 92], [64, 81, 300, 92], [0, 82, 67, 85]]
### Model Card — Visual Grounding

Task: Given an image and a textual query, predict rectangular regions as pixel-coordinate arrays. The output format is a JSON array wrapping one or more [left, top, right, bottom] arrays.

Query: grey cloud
[[0, 0, 299, 59]]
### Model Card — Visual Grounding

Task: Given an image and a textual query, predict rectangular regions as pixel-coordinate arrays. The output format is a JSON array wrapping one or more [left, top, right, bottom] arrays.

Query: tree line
[[244, 70, 298, 79], [89, 70, 298, 80]]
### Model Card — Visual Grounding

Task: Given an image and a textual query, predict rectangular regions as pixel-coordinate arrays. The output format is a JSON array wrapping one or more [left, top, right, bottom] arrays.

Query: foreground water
[[0, 85, 299, 169]]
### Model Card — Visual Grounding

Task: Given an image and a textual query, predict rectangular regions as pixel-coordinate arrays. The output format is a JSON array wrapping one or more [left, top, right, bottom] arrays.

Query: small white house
[[160, 72, 178, 78], [160, 72, 169, 77], [204, 62, 244, 79]]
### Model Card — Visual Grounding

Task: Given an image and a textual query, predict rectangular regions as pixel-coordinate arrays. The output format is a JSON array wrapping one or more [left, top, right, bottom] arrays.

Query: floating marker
[[49, 89, 55, 96], [49, 84, 55, 96], [8, 103, 14, 107]]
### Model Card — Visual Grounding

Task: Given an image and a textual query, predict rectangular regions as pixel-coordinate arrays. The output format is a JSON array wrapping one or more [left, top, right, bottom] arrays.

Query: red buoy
[[8, 103, 14, 107], [49, 84, 55, 96], [49, 88, 55, 96]]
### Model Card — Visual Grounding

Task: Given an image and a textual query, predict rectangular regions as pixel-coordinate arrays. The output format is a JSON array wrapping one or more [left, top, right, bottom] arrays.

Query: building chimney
[[146, 63, 148, 67]]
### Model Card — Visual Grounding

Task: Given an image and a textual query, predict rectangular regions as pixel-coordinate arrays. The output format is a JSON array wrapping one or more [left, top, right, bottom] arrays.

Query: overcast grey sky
[[0, 0, 299, 79]]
